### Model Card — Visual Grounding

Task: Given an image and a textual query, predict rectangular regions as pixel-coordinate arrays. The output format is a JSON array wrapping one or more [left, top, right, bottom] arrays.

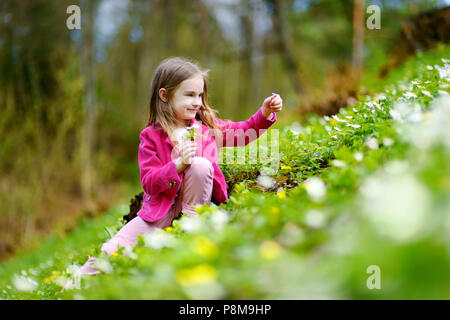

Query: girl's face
[[161, 74, 204, 127]]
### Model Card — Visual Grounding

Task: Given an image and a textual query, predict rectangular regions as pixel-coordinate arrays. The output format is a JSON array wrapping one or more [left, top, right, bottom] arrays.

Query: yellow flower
[[276, 189, 286, 199], [281, 165, 292, 170], [176, 264, 217, 286], [43, 270, 58, 283], [330, 118, 337, 125], [194, 236, 219, 258], [270, 206, 280, 215], [164, 226, 173, 232], [112, 252, 119, 257], [259, 240, 282, 260]]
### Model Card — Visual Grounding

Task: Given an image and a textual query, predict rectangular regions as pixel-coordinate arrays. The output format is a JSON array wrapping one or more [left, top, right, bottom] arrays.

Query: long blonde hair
[[146, 57, 223, 142]]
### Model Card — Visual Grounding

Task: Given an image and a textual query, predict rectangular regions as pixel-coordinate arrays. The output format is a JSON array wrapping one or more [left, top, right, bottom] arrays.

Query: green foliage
[[1, 46, 449, 300]]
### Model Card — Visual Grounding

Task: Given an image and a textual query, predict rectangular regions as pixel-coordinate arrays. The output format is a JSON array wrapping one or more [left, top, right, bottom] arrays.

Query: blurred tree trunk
[[251, 0, 265, 108], [163, 0, 177, 52], [352, 0, 364, 78], [196, 0, 210, 62], [266, 0, 304, 94], [239, 1, 254, 115], [79, 0, 99, 212]]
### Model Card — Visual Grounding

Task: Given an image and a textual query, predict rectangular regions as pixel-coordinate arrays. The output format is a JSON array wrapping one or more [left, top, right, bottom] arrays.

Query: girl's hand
[[177, 140, 197, 165], [262, 93, 283, 118]]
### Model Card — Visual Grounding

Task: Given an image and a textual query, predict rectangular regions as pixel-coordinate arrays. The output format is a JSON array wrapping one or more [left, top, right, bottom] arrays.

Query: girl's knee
[[187, 157, 214, 177]]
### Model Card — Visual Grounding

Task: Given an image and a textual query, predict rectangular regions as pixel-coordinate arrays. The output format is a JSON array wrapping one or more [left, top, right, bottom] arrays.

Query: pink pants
[[80, 157, 214, 275]]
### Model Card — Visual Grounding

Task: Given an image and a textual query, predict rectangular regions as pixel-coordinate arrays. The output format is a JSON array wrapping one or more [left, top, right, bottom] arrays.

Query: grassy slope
[[1, 44, 449, 300]]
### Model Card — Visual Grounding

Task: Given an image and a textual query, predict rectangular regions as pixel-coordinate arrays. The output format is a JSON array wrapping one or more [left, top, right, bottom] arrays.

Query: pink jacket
[[137, 106, 277, 222]]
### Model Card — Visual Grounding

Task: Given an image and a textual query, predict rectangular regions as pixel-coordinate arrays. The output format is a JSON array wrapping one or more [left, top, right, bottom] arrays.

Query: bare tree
[[265, 0, 304, 93], [79, 0, 99, 213], [352, 0, 365, 78]]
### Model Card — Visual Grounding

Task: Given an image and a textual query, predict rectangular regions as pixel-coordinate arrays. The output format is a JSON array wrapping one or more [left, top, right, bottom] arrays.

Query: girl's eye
[[187, 94, 203, 97]]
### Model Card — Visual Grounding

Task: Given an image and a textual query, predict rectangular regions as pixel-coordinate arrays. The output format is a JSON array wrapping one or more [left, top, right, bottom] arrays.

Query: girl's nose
[[193, 97, 202, 107]]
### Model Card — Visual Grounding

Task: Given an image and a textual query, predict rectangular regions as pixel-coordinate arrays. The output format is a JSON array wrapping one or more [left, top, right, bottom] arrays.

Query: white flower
[[287, 122, 303, 136], [305, 210, 326, 229], [64, 265, 82, 290], [426, 65, 433, 70], [260, 165, 277, 176], [352, 108, 358, 113], [390, 101, 423, 123], [256, 174, 276, 189], [278, 223, 305, 246], [331, 115, 347, 123], [382, 138, 394, 147], [333, 126, 341, 132], [353, 152, 364, 162], [123, 245, 137, 260], [12, 274, 38, 292], [28, 269, 38, 276], [365, 137, 379, 150], [421, 90, 433, 98], [346, 123, 361, 129], [179, 215, 205, 233], [365, 101, 381, 110], [54, 276, 71, 288], [403, 92, 417, 100], [303, 177, 326, 202], [332, 160, 347, 168], [143, 229, 176, 249], [360, 168, 430, 243], [434, 64, 450, 79], [389, 108, 402, 121], [401, 95, 450, 149], [93, 258, 113, 274], [209, 209, 230, 231], [289, 128, 300, 136]]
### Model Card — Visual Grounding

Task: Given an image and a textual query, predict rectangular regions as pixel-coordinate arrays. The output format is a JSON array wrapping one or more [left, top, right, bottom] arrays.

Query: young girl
[[79, 57, 283, 275]]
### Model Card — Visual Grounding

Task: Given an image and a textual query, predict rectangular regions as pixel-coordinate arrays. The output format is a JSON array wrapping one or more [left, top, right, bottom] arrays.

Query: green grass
[[1, 44, 449, 300]]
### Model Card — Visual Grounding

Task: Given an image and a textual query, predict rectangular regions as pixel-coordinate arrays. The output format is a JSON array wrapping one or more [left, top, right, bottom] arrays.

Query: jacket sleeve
[[138, 130, 182, 199], [214, 105, 277, 148]]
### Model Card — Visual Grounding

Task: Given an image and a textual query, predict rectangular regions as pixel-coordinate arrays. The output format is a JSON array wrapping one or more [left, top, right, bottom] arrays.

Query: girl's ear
[[158, 88, 169, 103]]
